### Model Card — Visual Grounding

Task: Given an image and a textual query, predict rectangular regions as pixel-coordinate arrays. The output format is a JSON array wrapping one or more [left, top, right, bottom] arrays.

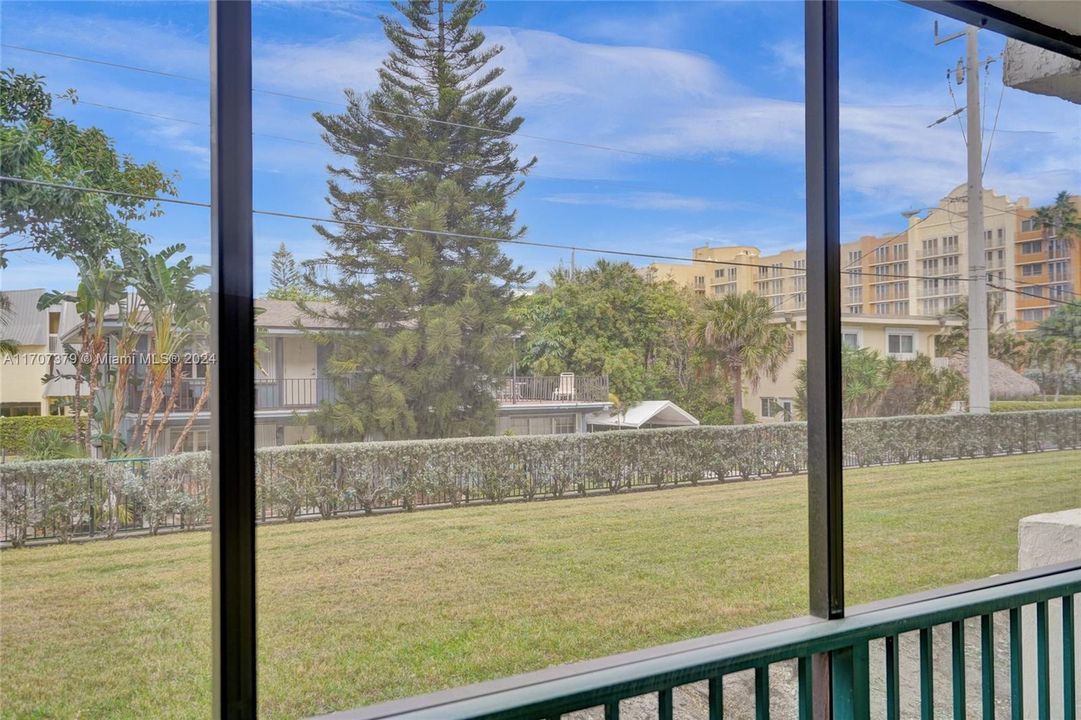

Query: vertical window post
[[805, 2, 843, 714], [210, 1, 256, 717], [805, 0, 844, 623]]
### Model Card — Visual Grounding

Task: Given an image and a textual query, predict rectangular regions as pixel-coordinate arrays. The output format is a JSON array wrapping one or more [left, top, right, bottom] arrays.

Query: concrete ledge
[[1004, 38, 1081, 104], [1019, 508, 1081, 570], [1018, 508, 1081, 719]]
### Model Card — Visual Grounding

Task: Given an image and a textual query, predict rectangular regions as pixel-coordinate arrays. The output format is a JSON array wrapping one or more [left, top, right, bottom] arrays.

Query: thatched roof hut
[[947, 355, 1040, 400]]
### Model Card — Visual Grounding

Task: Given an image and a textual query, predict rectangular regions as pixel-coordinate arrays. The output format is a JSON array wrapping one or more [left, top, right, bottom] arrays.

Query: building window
[[170, 429, 210, 452], [779, 399, 793, 422], [1021, 309, 1046, 322], [1021, 263, 1043, 277], [0, 402, 42, 417], [1021, 218, 1038, 232], [841, 329, 862, 349], [552, 415, 576, 434], [886, 330, 916, 358], [1021, 240, 1042, 255], [497, 416, 530, 435]]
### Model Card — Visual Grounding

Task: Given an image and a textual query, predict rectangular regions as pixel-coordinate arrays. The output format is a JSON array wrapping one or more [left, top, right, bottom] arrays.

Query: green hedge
[[2, 410, 1079, 546], [992, 400, 1081, 412], [0, 415, 83, 456]]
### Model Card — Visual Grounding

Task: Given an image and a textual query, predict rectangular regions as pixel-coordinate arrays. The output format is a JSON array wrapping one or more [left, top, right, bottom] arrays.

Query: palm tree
[[695, 292, 793, 425], [1034, 191, 1081, 258], [39, 259, 128, 452], [937, 295, 1027, 371], [0, 293, 18, 355], [1028, 334, 1078, 401], [121, 244, 208, 453]]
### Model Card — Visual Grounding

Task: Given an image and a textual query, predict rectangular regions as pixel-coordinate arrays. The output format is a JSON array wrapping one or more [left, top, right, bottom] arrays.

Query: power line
[[0, 175, 803, 272], [3, 43, 669, 160], [4, 175, 1079, 307], [989, 281, 1081, 310], [70, 98, 513, 175], [62, 96, 707, 189]]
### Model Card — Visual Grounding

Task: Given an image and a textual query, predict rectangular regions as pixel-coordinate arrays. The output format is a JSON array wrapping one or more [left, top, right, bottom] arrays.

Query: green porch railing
[[313, 564, 1080, 720]]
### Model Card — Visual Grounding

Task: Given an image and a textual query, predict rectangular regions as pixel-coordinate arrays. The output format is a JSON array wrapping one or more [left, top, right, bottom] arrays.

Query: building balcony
[[128, 377, 338, 413], [495, 374, 609, 405]]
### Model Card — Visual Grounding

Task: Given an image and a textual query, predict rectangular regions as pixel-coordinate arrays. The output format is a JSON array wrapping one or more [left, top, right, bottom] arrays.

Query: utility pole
[[963, 25, 990, 413], [934, 20, 991, 414]]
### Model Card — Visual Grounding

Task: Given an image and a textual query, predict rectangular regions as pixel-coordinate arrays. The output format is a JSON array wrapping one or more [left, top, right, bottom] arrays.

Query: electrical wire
[[982, 75, 1006, 179], [4, 175, 1079, 304], [3, 43, 669, 160], [945, 67, 967, 146]]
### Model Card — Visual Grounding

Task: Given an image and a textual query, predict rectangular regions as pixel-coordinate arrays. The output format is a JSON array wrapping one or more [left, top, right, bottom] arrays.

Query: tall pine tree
[[309, 0, 535, 441], [268, 242, 301, 299]]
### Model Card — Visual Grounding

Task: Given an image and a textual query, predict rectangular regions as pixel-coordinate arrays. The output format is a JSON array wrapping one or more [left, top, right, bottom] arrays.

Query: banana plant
[[120, 244, 208, 454], [107, 291, 144, 456], [39, 258, 128, 452]]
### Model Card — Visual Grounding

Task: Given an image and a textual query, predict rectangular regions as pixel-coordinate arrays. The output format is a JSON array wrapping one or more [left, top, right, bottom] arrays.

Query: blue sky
[[2, 0, 1078, 294]]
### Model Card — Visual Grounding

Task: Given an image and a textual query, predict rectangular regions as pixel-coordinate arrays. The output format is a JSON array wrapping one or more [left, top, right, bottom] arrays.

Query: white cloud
[[543, 191, 732, 212], [7, 3, 1079, 258]]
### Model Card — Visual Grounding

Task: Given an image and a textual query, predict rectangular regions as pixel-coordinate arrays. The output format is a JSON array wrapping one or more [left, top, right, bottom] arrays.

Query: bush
[[2, 409, 1079, 544], [0, 415, 83, 457], [992, 400, 1081, 412]]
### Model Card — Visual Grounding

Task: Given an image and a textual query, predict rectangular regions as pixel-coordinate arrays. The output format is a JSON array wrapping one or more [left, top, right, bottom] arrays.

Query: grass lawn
[[2, 451, 1079, 719]]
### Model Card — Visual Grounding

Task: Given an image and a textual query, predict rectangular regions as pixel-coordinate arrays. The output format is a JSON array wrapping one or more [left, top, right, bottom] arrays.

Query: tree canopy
[[513, 260, 702, 408], [307, 0, 535, 441], [0, 69, 175, 268]]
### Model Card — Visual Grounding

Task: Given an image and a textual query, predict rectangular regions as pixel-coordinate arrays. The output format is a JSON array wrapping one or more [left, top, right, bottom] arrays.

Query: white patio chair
[[552, 372, 576, 401]]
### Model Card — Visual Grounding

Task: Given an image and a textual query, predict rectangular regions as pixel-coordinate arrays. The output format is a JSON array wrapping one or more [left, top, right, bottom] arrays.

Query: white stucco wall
[[1, 343, 51, 412]]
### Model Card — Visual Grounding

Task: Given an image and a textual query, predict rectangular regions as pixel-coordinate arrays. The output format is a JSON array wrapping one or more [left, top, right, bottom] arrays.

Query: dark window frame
[[207, 1, 1081, 716]]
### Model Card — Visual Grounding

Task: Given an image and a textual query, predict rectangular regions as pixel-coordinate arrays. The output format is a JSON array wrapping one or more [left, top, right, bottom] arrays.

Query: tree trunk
[[171, 367, 212, 454], [149, 362, 185, 452], [732, 365, 744, 425], [131, 363, 154, 451], [72, 318, 89, 451], [141, 379, 166, 455], [111, 359, 133, 455]]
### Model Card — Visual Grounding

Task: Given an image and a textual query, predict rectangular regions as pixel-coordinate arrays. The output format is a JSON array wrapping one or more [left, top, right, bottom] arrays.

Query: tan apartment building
[[1013, 197, 1081, 332], [749, 313, 960, 423], [646, 185, 1078, 333], [0, 289, 82, 416], [645, 245, 761, 297]]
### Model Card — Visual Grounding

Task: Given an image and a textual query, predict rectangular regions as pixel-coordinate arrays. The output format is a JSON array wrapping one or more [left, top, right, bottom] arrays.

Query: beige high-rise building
[[645, 185, 1078, 333]]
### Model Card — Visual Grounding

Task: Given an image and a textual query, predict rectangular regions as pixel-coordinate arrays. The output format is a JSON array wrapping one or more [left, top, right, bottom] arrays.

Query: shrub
[[0, 415, 84, 457], [2, 409, 1079, 545], [992, 400, 1081, 412], [124, 453, 209, 534]]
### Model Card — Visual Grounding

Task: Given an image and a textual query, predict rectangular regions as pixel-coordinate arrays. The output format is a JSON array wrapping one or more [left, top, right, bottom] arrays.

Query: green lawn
[[2, 452, 1079, 719]]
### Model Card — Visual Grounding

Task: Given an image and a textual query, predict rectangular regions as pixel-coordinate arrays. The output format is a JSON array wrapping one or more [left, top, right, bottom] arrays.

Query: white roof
[[586, 400, 699, 429]]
